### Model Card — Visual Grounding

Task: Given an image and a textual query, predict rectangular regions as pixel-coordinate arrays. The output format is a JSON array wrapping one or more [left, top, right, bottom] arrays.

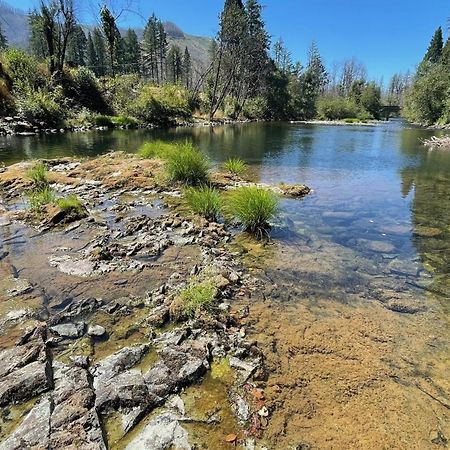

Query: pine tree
[[307, 41, 328, 92], [92, 27, 107, 76], [0, 23, 7, 49], [166, 45, 183, 84], [123, 29, 140, 73], [100, 6, 121, 75], [142, 14, 159, 82], [66, 25, 87, 66], [86, 31, 97, 70], [157, 21, 168, 82], [182, 47, 192, 88], [423, 27, 443, 64], [442, 37, 450, 66]]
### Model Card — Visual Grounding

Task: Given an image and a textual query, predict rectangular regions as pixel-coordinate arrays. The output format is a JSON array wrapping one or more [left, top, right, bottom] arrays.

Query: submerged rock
[[50, 322, 86, 339], [124, 412, 190, 450]]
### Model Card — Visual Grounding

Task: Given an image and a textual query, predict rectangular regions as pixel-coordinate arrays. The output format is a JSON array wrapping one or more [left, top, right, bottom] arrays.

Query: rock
[[0, 397, 51, 450], [279, 184, 311, 198], [232, 394, 251, 423], [50, 322, 86, 339], [50, 362, 107, 449], [50, 256, 96, 277], [413, 226, 443, 238], [357, 239, 395, 253], [124, 412, 190, 450], [0, 361, 51, 407], [5, 277, 33, 297], [87, 324, 106, 337]]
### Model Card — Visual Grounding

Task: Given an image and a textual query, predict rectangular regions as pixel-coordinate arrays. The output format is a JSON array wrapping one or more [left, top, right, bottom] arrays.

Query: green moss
[[178, 279, 217, 317], [56, 194, 84, 214]]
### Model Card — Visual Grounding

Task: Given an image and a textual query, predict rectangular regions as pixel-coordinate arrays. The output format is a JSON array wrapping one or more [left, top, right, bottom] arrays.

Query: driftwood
[[422, 135, 450, 149]]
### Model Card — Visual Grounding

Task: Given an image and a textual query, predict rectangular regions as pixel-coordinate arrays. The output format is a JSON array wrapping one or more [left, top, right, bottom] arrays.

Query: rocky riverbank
[[0, 153, 310, 449]]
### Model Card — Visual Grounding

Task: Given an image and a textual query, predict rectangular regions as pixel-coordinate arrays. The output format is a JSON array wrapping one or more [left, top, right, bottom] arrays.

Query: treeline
[[0, 0, 405, 127], [404, 26, 450, 125]]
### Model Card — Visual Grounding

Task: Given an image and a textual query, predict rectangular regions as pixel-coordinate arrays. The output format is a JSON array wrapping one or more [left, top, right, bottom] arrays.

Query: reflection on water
[[1, 120, 450, 303]]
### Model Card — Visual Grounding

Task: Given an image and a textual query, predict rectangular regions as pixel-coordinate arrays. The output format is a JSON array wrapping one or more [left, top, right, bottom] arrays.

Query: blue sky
[[9, 0, 450, 82]]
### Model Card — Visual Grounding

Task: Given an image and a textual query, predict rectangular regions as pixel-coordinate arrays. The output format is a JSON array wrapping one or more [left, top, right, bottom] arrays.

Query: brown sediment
[[238, 239, 450, 450]]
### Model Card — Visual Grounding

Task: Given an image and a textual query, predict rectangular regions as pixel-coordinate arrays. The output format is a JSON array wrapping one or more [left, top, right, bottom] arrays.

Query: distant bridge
[[381, 105, 401, 120]]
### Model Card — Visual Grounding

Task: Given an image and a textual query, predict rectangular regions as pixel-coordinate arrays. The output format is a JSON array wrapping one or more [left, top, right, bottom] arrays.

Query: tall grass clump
[[185, 185, 222, 221], [224, 157, 247, 176], [28, 186, 56, 210], [26, 162, 49, 189], [138, 140, 178, 159], [228, 187, 279, 237], [165, 142, 210, 185]]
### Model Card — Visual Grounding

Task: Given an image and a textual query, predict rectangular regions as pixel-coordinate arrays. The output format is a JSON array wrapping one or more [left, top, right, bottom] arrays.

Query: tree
[[86, 31, 97, 70], [92, 27, 107, 76], [441, 37, 450, 66], [273, 38, 292, 74], [360, 82, 382, 119], [66, 25, 87, 66], [422, 27, 443, 65], [123, 29, 140, 73], [29, 0, 76, 76], [182, 47, 192, 88], [166, 45, 183, 84], [142, 14, 167, 83], [0, 23, 7, 49], [100, 5, 121, 75]]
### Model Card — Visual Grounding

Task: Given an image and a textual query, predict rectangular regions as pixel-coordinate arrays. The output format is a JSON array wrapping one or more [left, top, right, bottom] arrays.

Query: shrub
[[242, 96, 268, 119], [26, 162, 49, 189], [316, 95, 360, 120], [165, 142, 210, 185], [112, 115, 139, 128], [138, 140, 178, 159], [94, 115, 115, 127], [56, 195, 84, 214], [228, 186, 279, 237], [224, 157, 247, 176], [105, 74, 141, 114], [28, 186, 56, 210], [130, 84, 192, 124], [185, 185, 222, 221], [178, 280, 217, 317], [0, 79, 14, 113], [19, 90, 64, 125]]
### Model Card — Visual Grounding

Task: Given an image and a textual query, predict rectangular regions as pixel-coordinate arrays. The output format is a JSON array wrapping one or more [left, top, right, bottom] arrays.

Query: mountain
[[0, 0, 211, 71]]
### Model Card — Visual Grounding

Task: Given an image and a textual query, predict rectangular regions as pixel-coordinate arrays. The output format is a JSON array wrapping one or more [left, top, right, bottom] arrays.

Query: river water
[[1, 120, 449, 448]]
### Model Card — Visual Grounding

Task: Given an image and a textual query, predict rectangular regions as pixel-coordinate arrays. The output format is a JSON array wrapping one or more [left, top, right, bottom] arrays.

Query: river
[[1, 120, 449, 448]]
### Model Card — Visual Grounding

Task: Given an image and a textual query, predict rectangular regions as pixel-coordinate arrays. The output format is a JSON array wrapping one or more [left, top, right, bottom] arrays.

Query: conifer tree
[[182, 47, 192, 88], [123, 29, 140, 73], [0, 23, 7, 49], [86, 31, 97, 70], [166, 45, 183, 84], [441, 37, 450, 66], [100, 6, 121, 75], [66, 25, 87, 66], [92, 27, 107, 76], [423, 27, 443, 64]]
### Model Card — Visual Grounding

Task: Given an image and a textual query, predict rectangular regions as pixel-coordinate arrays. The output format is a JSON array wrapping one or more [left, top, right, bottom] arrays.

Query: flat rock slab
[[124, 412, 190, 450], [50, 322, 86, 339]]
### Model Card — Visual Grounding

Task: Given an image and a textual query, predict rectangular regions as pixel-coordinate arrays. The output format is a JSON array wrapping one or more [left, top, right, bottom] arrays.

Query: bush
[[138, 140, 178, 159], [185, 185, 222, 221], [177, 279, 217, 318], [316, 95, 360, 120], [242, 96, 268, 119], [112, 115, 140, 128], [228, 187, 279, 237], [105, 74, 141, 114], [28, 186, 56, 210], [224, 158, 247, 176], [26, 162, 49, 189], [165, 142, 210, 185], [19, 90, 64, 125], [65, 66, 110, 113], [94, 115, 115, 127], [1, 48, 46, 93], [0, 79, 14, 113], [130, 84, 193, 124]]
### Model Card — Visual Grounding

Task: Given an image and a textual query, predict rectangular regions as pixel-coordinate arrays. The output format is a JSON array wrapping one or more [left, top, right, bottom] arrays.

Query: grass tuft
[[228, 186, 279, 238], [28, 186, 56, 210], [56, 195, 84, 214], [185, 185, 222, 222], [138, 140, 177, 159], [178, 280, 217, 317], [224, 157, 247, 176], [26, 162, 49, 189], [165, 141, 210, 185]]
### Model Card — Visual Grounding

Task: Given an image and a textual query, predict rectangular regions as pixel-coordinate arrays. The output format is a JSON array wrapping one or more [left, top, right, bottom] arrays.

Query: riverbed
[[1, 120, 449, 449]]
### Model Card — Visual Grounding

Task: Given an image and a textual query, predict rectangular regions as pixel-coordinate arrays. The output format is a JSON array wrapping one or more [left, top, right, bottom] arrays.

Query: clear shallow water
[[1, 120, 450, 302]]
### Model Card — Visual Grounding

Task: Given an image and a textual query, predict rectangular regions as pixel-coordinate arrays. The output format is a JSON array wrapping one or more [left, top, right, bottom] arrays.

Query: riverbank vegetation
[[404, 26, 450, 125], [0, 0, 400, 130]]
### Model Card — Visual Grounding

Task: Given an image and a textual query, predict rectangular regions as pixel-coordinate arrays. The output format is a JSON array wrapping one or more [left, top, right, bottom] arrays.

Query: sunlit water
[[1, 120, 450, 304]]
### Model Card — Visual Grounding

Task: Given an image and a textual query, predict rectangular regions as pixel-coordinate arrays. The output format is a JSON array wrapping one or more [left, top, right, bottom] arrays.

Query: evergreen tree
[[86, 31, 97, 70], [423, 27, 443, 64], [182, 47, 192, 88], [0, 23, 7, 49], [157, 21, 168, 82], [92, 27, 107, 76], [123, 29, 140, 73], [100, 6, 121, 75], [441, 37, 450, 66], [66, 25, 87, 66], [142, 14, 160, 82], [166, 45, 183, 84], [273, 38, 292, 74]]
